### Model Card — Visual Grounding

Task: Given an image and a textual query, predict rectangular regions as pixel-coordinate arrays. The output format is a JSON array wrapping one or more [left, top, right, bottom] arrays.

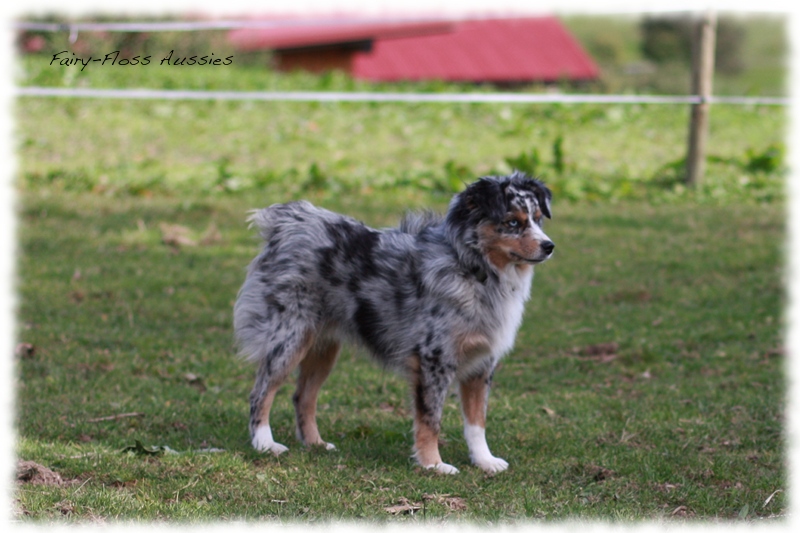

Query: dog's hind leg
[[459, 369, 508, 474], [293, 339, 340, 450], [249, 331, 315, 455], [408, 353, 459, 474]]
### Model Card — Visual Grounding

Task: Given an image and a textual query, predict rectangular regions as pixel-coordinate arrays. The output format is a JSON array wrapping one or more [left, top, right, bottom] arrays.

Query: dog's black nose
[[541, 241, 555, 255]]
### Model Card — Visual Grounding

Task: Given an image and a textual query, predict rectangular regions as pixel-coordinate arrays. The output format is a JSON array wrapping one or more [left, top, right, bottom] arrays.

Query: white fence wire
[[14, 87, 789, 106]]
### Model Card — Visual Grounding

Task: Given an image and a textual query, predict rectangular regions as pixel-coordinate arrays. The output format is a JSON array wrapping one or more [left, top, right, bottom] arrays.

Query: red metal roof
[[353, 18, 599, 83], [228, 16, 599, 83], [228, 18, 454, 51]]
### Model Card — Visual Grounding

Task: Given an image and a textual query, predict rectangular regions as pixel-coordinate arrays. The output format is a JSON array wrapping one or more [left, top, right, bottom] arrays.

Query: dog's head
[[447, 171, 554, 271]]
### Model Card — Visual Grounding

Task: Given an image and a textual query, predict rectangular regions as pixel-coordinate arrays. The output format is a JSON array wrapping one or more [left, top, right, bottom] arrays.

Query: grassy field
[[15, 85, 787, 205], [15, 191, 785, 522], [12, 39, 788, 523]]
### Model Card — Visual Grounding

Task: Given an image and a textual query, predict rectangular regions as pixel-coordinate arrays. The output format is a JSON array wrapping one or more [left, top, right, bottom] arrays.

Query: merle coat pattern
[[234, 172, 554, 474]]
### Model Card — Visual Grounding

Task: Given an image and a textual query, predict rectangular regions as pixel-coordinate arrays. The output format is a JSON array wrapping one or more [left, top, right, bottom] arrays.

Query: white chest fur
[[490, 266, 534, 359]]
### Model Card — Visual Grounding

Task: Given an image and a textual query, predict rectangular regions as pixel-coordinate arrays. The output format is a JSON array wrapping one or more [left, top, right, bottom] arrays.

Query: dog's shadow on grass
[[237, 418, 477, 476]]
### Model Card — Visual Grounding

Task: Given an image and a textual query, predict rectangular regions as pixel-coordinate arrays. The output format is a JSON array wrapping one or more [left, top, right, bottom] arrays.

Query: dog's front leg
[[459, 370, 509, 474], [408, 353, 459, 474]]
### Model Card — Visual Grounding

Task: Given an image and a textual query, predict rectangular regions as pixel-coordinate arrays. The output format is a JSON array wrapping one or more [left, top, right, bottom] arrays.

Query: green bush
[[640, 17, 692, 65], [640, 15, 746, 75]]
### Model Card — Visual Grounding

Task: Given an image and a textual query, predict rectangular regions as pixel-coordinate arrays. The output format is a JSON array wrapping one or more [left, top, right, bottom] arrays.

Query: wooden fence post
[[685, 10, 717, 187]]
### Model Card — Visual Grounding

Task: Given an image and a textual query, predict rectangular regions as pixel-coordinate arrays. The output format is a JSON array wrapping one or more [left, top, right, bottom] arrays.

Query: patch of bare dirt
[[16, 460, 63, 486]]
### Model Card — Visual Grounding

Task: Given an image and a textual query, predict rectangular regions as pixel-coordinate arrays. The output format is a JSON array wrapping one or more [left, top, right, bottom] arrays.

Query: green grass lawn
[[15, 190, 785, 522], [12, 56, 787, 523], [15, 96, 786, 205]]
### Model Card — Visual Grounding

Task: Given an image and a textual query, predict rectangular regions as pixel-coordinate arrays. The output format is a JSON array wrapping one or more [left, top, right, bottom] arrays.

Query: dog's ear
[[533, 180, 552, 219], [463, 177, 506, 222]]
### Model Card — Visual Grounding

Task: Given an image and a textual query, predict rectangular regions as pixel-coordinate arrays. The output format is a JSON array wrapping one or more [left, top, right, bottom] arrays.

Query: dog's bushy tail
[[399, 210, 442, 235], [246, 207, 279, 242], [246, 200, 316, 242]]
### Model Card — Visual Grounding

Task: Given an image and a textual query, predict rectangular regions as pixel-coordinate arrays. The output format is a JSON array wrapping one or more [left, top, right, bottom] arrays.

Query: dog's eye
[[505, 219, 520, 229]]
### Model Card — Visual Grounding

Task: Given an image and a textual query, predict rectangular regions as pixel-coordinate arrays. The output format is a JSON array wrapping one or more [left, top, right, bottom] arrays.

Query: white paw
[[474, 455, 509, 474], [323, 442, 337, 451], [252, 426, 289, 456], [266, 442, 289, 455], [425, 462, 460, 475], [464, 424, 508, 474]]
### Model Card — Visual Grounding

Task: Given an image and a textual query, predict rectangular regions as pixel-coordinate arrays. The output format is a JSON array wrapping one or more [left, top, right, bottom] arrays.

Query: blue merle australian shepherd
[[234, 172, 554, 474]]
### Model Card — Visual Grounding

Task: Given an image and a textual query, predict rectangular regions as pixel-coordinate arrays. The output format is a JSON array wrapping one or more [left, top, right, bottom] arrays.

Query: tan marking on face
[[459, 376, 488, 428], [511, 211, 529, 227], [477, 224, 514, 270], [477, 222, 542, 269]]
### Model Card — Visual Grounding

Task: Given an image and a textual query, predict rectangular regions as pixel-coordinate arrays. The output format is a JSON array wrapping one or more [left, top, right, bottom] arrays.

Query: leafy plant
[[744, 143, 785, 174], [552, 135, 566, 175], [651, 157, 687, 189], [305, 162, 329, 190], [442, 159, 472, 192], [505, 147, 542, 176]]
